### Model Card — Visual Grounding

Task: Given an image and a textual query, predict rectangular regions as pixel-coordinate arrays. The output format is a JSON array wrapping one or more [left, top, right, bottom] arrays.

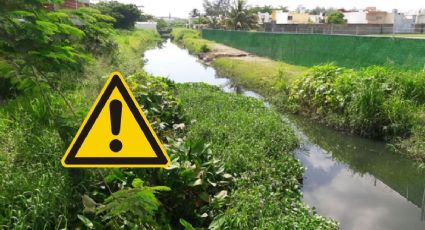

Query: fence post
[[331, 24, 334, 34]]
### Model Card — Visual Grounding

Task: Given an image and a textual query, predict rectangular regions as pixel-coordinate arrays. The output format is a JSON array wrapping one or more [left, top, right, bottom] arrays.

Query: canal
[[143, 39, 425, 230]]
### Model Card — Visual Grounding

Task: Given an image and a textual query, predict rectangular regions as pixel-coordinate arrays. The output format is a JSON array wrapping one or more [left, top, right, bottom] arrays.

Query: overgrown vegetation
[[171, 28, 212, 54], [211, 58, 425, 162], [177, 83, 337, 229], [287, 64, 425, 161], [0, 3, 337, 229], [0, 1, 216, 228]]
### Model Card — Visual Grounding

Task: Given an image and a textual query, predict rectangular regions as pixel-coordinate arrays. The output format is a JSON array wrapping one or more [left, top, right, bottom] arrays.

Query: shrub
[[288, 64, 423, 141]]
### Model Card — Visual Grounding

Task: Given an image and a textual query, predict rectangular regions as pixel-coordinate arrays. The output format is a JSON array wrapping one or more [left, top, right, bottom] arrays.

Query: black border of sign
[[64, 75, 168, 165]]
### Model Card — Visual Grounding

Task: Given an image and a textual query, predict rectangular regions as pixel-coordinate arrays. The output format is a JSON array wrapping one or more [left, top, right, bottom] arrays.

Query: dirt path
[[201, 42, 272, 63]]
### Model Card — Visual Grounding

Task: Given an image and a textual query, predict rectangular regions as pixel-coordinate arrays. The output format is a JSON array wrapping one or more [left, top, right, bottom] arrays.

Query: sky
[[93, 0, 425, 18]]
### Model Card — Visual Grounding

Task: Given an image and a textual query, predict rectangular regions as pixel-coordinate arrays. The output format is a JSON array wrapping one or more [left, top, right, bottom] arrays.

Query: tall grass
[[171, 28, 212, 54], [288, 64, 425, 160]]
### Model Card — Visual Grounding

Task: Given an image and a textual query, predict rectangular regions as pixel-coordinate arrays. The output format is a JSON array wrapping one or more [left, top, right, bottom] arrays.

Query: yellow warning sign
[[61, 72, 170, 168]]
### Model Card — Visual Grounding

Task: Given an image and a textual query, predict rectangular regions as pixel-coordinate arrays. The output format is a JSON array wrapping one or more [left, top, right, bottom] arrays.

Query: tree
[[276, 6, 289, 12], [295, 4, 306, 13], [0, 0, 115, 115], [250, 5, 273, 14], [227, 0, 258, 30], [308, 7, 335, 15], [203, 0, 231, 17], [190, 8, 201, 18], [94, 1, 142, 29], [155, 18, 168, 31], [326, 11, 346, 24]]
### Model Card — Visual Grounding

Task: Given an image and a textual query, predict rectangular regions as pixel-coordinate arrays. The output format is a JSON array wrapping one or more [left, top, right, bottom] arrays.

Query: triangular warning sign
[[61, 72, 170, 168]]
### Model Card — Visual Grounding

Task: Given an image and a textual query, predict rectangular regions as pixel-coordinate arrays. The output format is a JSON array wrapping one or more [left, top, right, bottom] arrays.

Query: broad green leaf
[[77, 214, 94, 229], [179, 218, 196, 230]]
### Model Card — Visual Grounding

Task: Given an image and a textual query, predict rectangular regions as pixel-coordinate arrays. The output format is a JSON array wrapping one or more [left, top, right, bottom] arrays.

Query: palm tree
[[227, 0, 257, 30]]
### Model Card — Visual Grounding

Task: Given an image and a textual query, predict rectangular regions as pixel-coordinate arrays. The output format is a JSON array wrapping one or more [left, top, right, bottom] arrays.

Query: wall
[[289, 13, 310, 24], [394, 13, 416, 33], [135, 22, 157, 30], [202, 29, 425, 71], [344, 11, 368, 24], [273, 10, 310, 24], [258, 13, 271, 24], [275, 11, 288, 24], [366, 11, 391, 24], [416, 14, 425, 24]]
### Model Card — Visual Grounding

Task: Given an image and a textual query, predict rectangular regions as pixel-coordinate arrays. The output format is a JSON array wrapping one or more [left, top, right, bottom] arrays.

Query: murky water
[[144, 39, 425, 230]]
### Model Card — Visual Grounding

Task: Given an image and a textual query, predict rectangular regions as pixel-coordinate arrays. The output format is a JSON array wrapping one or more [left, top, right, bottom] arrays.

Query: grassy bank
[[203, 29, 425, 71], [287, 64, 425, 162], [0, 29, 162, 228], [213, 57, 425, 163], [177, 83, 337, 229], [171, 28, 213, 54], [212, 57, 306, 108]]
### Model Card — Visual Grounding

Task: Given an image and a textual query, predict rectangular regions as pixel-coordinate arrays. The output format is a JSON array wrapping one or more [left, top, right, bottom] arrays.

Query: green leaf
[[11, 11, 35, 18], [199, 192, 210, 203], [179, 218, 196, 230], [131, 178, 143, 188], [190, 178, 203, 187], [58, 23, 85, 38], [77, 214, 94, 229], [36, 20, 59, 36]]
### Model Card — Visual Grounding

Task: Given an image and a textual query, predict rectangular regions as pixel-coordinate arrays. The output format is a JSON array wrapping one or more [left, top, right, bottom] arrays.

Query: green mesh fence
[[202, 29, 425, 71]]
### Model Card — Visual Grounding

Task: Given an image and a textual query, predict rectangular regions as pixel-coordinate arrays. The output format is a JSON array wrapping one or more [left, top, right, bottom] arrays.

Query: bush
[[93, 1, 143, 29], [171, 28, 212, 54], [288, 64, 423, 140]]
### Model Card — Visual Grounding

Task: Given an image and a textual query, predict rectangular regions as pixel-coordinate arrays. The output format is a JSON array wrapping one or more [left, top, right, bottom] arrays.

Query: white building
[[344, 11, 368, 24], [308, 15, 325, 24], [135, 22, 157, 30], [258, 13, 271, 24], [415, 9, 425, 24]]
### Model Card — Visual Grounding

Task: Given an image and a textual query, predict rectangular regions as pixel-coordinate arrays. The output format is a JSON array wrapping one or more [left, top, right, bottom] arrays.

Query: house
[[415, 9, 425, 24], [394, 10, 416, 33], [343, 7, 393, 24], [258, 12, 272, 24], [344, 11, 368, 24], [308, 14, 325, 24], [366, 8, 393, 24], [62, 0, 90, 9], [135, 22, 157, 30], [272, 10, 310, 24], [44, 0, 89, 10]]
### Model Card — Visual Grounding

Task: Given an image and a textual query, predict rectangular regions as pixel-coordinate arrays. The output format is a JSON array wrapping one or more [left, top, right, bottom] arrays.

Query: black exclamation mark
[[109, 99, 122, 152]]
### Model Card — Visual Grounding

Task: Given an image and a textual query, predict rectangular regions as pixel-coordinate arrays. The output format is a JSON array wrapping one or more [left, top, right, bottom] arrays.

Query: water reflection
[[143, 39, 425, 230], [290, 116, 425, 229]]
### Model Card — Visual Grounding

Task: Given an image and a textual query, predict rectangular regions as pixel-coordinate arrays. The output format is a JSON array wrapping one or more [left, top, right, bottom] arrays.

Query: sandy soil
[[201, 42, 271, 63]]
